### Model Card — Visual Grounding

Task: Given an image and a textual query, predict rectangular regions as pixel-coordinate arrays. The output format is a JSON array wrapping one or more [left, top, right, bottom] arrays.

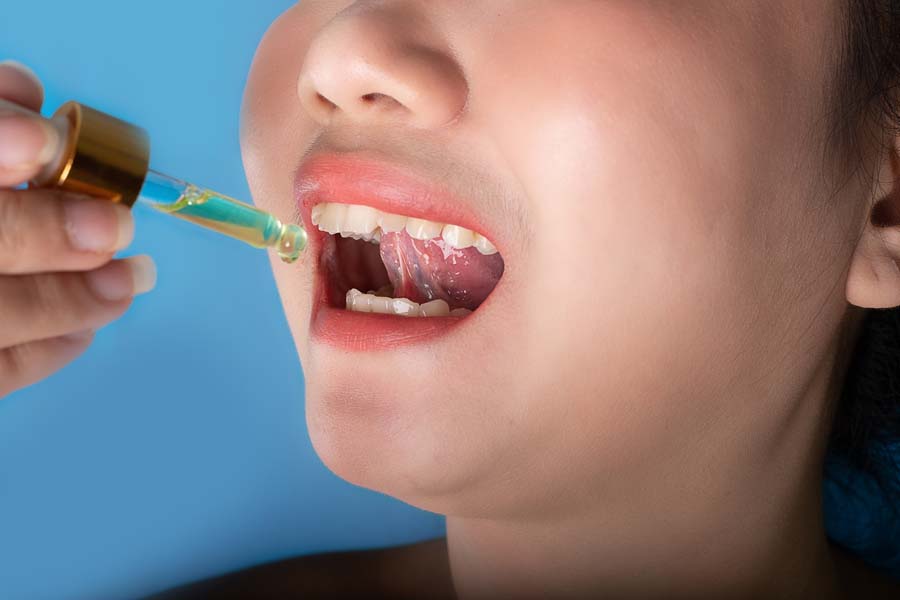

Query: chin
[[306, 377, 444, 506], [304, 370, 506, 517]]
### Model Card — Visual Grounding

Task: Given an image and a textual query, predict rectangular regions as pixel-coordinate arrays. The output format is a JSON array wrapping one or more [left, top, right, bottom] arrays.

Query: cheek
[[460, 4, 830, 468]]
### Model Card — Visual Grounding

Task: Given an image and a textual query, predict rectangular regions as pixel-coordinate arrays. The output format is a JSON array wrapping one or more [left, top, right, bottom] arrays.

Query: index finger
[[0, 61, 44, 112]]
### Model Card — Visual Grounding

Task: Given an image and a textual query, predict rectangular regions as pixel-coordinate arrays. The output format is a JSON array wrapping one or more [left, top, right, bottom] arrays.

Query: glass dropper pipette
[[0, 98, 308, 263], [137, 170, 307, 263]]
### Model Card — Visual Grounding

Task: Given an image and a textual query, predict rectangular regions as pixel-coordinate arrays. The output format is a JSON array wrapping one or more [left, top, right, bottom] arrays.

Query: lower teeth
[[345, 288, 473, 318]]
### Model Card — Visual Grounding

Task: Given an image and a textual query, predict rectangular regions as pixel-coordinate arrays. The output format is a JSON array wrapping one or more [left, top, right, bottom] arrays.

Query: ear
[[847, 140, 900, 309]]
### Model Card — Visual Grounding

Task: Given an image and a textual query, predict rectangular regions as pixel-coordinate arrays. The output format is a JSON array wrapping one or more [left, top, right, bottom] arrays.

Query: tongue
[[379, 230, 504, 311]]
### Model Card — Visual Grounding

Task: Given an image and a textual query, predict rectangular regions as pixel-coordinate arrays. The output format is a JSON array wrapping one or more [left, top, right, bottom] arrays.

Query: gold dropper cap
[[34, 101, 151, 207]]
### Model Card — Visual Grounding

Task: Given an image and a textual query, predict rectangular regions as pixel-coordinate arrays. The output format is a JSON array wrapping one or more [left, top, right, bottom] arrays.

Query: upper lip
[[293, 151, 497, 256]]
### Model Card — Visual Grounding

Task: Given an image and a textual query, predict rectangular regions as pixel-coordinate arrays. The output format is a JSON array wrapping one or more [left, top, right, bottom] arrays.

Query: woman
[[1, 1, 899, 597]]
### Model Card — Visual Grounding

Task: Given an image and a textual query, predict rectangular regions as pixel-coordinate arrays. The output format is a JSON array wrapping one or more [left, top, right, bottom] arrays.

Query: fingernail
[[0, 115, 58, 170], [0, 60, 43, 89], [127, 255, 157, 296], [63, 199, 134, 253], [85, 255, 156, 302]]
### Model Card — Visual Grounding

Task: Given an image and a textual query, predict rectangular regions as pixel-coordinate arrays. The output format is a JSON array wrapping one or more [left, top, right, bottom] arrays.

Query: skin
[[2, 1, 899, 598], [241, 1, 900, 598], [0, 62, 154, 398]]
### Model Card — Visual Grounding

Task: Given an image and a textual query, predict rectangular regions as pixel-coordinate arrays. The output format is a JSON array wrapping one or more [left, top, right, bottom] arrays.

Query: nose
[[297, 4, 468, 129]]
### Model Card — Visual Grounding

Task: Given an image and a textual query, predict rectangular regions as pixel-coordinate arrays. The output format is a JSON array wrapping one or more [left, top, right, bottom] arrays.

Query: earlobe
[[846, 141, 900, 309]]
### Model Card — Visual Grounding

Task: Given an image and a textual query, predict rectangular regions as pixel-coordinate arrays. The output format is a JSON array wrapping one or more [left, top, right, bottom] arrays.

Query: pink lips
[[294, 152, 501, 351]]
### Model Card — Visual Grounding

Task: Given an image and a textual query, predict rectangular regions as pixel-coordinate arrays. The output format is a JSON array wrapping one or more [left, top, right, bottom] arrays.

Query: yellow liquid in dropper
[[153, 184, 307, 263]]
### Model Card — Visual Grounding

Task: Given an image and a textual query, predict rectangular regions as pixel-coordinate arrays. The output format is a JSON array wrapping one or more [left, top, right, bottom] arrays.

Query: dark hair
[[834, 0, 900, 155], [827, 0, 900, 523]]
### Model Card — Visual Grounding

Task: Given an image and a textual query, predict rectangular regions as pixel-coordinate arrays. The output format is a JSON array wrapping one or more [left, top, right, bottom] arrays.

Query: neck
[[447, 495, 838, 599], [446, 310, 867, 600]]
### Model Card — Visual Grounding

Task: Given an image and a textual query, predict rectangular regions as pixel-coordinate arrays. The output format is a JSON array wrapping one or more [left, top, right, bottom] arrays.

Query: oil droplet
[[278, 223, 308, 264]]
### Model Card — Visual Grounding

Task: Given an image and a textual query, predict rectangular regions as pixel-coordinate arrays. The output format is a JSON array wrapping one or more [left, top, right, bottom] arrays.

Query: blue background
[[0, 2, 445, 599]]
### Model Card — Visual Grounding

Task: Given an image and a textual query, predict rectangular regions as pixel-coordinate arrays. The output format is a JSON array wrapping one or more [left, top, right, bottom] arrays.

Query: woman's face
[[241, 1, 864, 517]]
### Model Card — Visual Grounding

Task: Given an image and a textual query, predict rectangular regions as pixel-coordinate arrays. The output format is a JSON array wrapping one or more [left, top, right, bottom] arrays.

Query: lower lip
[[310, 306, 464, 351]]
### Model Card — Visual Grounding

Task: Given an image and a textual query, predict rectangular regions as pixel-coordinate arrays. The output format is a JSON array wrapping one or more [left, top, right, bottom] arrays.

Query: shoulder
[[144, 538, 455, 600]]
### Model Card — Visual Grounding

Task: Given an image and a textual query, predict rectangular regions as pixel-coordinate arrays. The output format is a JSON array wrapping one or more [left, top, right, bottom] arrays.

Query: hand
[[0, 60, 156, 398]]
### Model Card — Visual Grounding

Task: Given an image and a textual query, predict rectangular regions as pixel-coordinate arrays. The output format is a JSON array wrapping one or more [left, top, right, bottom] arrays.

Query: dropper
[[0, 99, 308, 263], [139, 171, 307, 263]]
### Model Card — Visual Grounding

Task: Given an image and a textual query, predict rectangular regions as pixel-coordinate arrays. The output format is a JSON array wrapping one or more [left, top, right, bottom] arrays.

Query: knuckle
[[24, 272, 122, 333], [0, 190, 30, 269], [24, 274, 70, 330]]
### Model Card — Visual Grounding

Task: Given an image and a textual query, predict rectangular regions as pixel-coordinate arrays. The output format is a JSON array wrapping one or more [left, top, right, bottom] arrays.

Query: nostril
[[361, 93, 388, 103], [315, 93, 338, 111], [360, 93, 406, 112]]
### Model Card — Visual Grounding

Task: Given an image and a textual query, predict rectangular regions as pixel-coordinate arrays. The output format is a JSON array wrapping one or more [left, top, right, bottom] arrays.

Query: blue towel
[[823, 451, 900, 579]]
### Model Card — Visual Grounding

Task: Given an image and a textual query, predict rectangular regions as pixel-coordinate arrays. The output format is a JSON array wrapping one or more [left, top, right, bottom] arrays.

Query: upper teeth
[[311, 202, 498, 255]]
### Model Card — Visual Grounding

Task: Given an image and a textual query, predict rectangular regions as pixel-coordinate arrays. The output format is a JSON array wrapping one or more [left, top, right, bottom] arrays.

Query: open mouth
[[313, 202, 505, 318]]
